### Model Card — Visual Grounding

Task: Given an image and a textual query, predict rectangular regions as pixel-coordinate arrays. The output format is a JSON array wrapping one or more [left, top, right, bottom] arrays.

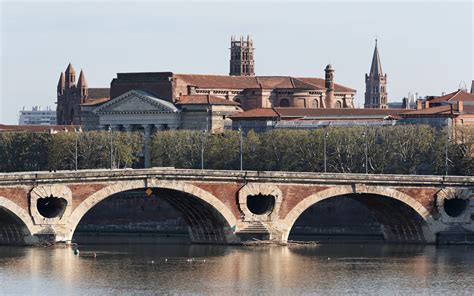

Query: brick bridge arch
[[0, 196, 37, 245], [279, 185, 437, 243], [66, 180, 238, 244]]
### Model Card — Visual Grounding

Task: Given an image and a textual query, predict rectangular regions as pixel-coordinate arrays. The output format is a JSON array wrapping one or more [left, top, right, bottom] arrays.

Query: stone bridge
[[0, 168, 473, 245]]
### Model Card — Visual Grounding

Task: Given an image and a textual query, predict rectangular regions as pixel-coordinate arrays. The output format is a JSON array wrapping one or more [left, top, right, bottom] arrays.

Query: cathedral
[[57, 36, 358, 129]]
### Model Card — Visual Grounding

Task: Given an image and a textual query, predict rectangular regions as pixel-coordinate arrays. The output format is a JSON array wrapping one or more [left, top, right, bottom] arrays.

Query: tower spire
[[369, 39, 383, 77], [77, 69, 88, 101], [57, 72, 65, 95], [77, 70, 88, 88], [65, 62, 76, 87]]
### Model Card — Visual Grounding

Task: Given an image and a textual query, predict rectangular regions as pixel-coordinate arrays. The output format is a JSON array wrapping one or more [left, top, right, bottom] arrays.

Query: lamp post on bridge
[[323, 131, 329, 173], [201, 112, 209, 170], [74, 127, 82, 171], [239, 125, 243, 171], [445, 131, 451, 176], [362, 130, 368, 174], [108, 126, 113, 170]]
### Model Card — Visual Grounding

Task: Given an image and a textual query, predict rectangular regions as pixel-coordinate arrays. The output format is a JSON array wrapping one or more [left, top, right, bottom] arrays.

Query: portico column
[[143, 124, 154, 168], [124, 124, 134, 132]]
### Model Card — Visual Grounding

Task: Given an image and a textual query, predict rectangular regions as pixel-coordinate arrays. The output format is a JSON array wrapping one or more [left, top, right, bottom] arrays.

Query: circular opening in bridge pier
[[246, 194, 275, 215], [443, 198, 468, 217], [37, 195, 67, 218]]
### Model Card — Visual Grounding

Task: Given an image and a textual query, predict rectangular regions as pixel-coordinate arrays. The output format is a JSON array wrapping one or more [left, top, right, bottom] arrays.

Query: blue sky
[[1, 0, 472, 124]]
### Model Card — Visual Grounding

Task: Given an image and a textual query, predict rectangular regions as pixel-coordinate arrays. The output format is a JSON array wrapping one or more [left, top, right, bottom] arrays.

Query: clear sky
[[1, 0, 472, 124]]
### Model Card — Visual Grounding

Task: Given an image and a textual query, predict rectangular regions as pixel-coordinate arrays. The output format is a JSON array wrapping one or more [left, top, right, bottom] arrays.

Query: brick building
[[57, 36, 356, 130]]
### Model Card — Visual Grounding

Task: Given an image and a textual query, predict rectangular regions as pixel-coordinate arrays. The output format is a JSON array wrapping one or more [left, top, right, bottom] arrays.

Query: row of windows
[[369, 85, 386, 93], [231, 52, 253, 60]]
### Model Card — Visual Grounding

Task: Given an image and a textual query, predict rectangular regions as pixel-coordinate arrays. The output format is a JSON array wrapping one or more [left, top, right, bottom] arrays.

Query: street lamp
[[108, 126, 113, 170], [201, 130, 205, 170], [74, 127, 82, 171], [239, 125, 243, 171], [362, 131, 368, 174], [323, 131, 329, 173], [445, 134, 451, 176]]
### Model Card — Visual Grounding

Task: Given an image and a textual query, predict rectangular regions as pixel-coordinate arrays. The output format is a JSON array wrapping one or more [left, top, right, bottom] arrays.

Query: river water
[[1, 243, 473, 295]]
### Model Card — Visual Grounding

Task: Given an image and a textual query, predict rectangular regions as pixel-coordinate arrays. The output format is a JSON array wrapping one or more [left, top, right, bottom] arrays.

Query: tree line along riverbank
[[0, 125, 472, 175]]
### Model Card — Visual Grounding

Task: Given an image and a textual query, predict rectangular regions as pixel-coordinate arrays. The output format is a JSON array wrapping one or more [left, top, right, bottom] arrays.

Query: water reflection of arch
[[67, 180, 237, 244], [0, 196, 36, 245], [282, 186, 437, 243]]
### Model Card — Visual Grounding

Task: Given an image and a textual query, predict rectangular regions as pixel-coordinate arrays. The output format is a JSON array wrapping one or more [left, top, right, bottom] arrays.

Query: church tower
[[57, 63, 89, 125], [230, 35, 255, 76], [365, 39, 388, 109]]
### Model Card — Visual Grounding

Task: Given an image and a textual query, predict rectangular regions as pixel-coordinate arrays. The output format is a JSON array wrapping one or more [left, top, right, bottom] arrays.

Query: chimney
[[457, 101, 464, 113], [416, 99, 422, 110], [424, 100, 430, 109]]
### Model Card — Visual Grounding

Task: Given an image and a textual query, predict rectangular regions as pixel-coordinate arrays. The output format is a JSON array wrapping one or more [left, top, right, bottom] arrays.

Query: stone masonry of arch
[[0, 169, 473, 245], [274, 185, 439, 243], [66, 179, 238, 243]]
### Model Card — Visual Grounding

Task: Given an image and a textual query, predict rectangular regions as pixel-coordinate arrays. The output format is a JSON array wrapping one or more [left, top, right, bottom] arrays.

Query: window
[[313, 100, 319, 108], [335, 101, 342, 108]]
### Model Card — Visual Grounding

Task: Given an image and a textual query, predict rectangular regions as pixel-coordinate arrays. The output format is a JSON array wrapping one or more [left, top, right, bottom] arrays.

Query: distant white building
[[19, 106, 56, 125]]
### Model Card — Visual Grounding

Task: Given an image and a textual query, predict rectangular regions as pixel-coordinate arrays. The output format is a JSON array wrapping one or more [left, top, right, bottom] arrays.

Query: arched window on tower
[[279, 98, 290, 107], [313, 99, 319, 108]]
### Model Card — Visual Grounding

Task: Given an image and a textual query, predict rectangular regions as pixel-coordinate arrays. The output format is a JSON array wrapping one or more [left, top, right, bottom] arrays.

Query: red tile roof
[[175, 74, 355, 92], [428, 90, 474, 103], [401, 105, 474, 116], [229, 108, 279, 119], [296, 77, 356, 92], [177, 95, 239, 106], [230, 108, 405, 120], [81, 97, 110, 106], [274, 108, 405, 118]]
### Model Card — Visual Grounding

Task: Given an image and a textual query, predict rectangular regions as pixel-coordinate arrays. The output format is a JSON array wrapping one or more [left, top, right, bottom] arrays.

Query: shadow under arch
[[0, 196, 36, 245], [67, 180, 238, 244], [281, 185, 437, 243]]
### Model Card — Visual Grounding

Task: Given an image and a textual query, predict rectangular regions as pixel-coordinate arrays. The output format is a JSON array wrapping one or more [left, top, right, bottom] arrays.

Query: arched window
[[313, 99, 319, 108], [335, 101, 342, 108], [279, 98, 290, 107]]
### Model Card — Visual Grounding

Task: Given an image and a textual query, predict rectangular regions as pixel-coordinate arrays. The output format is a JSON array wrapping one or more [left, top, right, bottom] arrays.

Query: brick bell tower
[[229, 35, 255, 76]]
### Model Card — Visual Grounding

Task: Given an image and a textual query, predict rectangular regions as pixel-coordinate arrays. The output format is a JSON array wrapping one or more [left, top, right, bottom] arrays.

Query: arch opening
[[37, 195, 67, 218], [443, 198, 468, 217], [288, 193, 431, 244], [0, 207, 32, 245], [246, 194, 275, 215], [72, 188, 232, 244]]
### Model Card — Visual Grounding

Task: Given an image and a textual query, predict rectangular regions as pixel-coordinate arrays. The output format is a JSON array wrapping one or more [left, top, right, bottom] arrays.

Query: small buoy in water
[[74, 248, 80, 256], [165, 258, 168, 262], [93, 252, 97, 258], [327, 257, 330, 260], [151, 260, 154, 264]]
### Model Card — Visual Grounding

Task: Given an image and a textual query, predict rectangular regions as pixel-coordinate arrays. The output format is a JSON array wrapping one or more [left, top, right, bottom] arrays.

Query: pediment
[[93, 90, 179, 114]]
